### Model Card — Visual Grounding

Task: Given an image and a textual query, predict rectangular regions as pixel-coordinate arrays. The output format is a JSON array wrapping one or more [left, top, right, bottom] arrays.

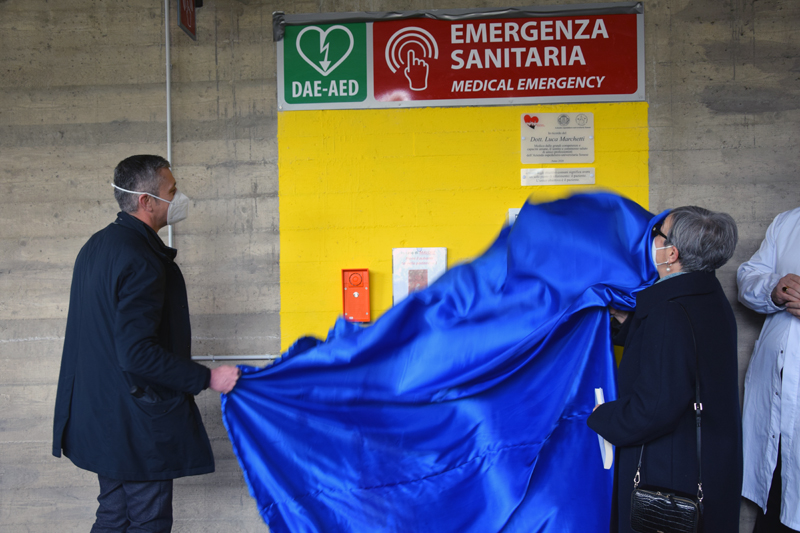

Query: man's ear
[[137, 194, 152, 212]]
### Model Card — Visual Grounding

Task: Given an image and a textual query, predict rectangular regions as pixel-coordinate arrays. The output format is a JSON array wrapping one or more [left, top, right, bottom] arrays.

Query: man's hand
[[785, 301, 800, 318], [771, 274, 800, 317], [209, 365, 241, 394], [609, 307, 630, 325]]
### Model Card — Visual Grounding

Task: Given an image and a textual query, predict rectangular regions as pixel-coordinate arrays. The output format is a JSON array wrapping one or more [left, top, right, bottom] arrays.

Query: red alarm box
[[342, 269, 370, 322]]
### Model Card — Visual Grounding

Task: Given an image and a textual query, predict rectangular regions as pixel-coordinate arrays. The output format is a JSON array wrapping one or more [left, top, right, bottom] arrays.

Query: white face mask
[[651, 239, 673, 269], [112, 184, 190, 225]]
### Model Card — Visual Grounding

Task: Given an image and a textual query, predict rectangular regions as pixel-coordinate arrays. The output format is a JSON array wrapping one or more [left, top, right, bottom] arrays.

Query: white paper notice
[[392, 248, 447, 306], [521, 168, 595, 186], [521, 112, 595, 164], [594, 388, 614, 470]]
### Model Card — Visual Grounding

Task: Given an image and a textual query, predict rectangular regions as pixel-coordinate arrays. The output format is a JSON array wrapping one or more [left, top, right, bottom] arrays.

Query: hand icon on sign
[[404, 50, 429, 91]]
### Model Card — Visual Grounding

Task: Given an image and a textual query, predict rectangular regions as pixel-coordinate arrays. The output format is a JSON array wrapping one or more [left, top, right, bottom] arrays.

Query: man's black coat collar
[[114, 211, 177, 261]]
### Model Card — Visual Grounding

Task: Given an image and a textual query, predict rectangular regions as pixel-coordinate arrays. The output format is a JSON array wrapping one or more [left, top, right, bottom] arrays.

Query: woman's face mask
[[650, 221, 674, 269], [651, 238, 673, 269]]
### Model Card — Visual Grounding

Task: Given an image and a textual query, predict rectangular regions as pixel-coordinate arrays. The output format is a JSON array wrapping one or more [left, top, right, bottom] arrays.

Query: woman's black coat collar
[[635, 270, 718, 318]]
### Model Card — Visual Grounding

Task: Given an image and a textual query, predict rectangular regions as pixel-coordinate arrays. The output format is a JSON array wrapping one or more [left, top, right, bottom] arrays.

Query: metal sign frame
[[275, 3, 644, 111]]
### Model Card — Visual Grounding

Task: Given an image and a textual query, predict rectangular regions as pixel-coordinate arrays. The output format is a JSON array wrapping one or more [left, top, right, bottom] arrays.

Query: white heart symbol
[[296, 25, 354, 77]]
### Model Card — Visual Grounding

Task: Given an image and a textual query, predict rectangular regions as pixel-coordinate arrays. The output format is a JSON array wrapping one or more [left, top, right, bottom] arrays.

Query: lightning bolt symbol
[[319, 35, 331, 72]]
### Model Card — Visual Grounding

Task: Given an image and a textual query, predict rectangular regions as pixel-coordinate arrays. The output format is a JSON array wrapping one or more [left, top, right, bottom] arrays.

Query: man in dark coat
[[53, 155, 240, 532], [588, 207, 743, 533]]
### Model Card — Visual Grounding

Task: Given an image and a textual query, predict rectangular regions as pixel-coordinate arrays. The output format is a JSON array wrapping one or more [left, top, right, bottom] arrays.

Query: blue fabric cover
[[222, 192, 666, 532]]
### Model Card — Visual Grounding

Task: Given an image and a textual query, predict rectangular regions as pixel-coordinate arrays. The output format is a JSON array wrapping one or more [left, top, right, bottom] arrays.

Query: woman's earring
[[666, 263, 671, 272]]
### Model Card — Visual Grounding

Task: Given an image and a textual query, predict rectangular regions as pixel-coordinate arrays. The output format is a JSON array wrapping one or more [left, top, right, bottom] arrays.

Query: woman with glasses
[[587, 206, 743, 533]]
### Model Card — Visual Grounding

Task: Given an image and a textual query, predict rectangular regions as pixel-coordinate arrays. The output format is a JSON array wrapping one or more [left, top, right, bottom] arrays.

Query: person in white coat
[[738, 206, 800, 533]]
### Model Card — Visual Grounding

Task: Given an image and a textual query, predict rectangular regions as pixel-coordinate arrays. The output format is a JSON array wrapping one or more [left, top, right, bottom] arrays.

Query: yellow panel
[[279, 103, 649, 349]]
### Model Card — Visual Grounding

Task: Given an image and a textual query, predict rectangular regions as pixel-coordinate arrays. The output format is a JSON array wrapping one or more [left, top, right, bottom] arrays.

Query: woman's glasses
[[652, 223, 669, 241]]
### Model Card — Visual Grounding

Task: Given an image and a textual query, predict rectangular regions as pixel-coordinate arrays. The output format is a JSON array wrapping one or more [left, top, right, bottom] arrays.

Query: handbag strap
[[633, 300, 703, 502]]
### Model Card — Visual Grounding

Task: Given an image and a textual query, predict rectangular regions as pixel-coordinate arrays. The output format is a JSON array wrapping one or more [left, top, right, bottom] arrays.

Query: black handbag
[[629, 302, 704, 533]]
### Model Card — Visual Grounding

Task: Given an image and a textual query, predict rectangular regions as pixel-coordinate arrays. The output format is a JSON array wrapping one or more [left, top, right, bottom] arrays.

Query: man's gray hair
[[666, 206, 738, 272], [113, 155, 171, 213]]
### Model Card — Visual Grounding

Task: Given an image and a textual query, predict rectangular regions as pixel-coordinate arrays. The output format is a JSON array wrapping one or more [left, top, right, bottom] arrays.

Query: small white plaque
[[392, 248, 447, 306], [521, 112, 595, 164], [521, 168, 595, 186]]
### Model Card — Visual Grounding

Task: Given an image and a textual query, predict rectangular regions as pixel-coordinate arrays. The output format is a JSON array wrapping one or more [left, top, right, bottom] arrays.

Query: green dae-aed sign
[[284, 23, 367, 104]]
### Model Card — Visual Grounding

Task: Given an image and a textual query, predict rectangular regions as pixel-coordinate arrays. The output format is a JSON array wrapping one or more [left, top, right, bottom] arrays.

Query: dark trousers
[[91, 475, 174, 533], [755, 440, 799, 533]]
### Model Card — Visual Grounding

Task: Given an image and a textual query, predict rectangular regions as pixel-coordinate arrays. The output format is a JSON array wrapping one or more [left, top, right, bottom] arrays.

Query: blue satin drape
[[222, 192, 666, 532]]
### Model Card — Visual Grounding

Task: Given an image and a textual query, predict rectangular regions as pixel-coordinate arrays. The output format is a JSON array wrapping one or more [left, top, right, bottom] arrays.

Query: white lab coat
[[738, 206, 800, 530]]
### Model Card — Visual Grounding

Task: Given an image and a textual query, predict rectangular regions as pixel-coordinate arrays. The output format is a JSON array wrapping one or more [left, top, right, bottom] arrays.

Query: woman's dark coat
[[52, 212, 214, 481], [588, 271, 743, 533]]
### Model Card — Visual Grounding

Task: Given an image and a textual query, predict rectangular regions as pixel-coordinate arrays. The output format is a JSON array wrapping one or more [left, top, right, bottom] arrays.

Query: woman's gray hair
[[666, 206, 738, 272], [113, 155, 171, 213]]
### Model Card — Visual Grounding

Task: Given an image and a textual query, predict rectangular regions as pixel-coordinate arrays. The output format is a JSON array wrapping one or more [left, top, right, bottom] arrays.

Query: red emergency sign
[[372, 14, 638, 102]]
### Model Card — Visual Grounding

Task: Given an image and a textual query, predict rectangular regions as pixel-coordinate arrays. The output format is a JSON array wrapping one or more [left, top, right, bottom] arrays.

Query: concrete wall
[[0, 0, 797, 531], [1, 1, 278, 530]]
